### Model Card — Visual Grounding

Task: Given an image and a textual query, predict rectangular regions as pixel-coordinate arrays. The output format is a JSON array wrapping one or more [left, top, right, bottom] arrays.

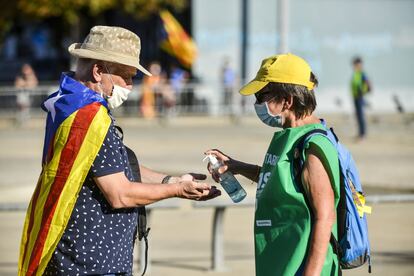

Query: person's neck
[[285, 114, 320, 128], [82, 81, 100, 93], [74, 73, 100, 93]]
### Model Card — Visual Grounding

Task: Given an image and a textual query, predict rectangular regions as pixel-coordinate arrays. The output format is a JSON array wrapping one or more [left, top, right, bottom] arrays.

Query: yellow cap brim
[[239, 80, 268, 96]]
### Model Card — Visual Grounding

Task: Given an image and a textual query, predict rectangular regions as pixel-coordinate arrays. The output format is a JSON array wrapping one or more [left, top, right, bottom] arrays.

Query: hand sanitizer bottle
[[204, 154, 247, 203]]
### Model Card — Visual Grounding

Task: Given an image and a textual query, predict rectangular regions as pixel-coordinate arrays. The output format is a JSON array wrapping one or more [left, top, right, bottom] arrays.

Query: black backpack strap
[[115, 126, 150, 276], [124, 146, 151, 240]]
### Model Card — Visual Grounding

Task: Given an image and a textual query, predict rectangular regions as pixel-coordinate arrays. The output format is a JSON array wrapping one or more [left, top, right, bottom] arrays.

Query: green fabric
[[351, 71, 368, 98], [254, 123, 340, 276]]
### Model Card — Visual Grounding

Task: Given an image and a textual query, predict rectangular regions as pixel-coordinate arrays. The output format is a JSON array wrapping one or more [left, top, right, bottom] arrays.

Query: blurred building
[[193, 0, 414, 113], [1, 0, 413, 114]]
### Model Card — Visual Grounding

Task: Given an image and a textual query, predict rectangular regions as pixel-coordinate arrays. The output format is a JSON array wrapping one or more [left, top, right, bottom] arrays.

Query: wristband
[[161, 175, 172, 184]]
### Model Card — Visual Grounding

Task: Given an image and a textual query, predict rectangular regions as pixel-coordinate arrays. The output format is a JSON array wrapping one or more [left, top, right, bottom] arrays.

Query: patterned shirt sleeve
[[91, 125, 125, 177]]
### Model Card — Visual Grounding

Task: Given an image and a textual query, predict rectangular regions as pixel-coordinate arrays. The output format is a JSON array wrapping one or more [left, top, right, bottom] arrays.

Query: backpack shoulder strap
[[293, 128, 328, 211], [115, 126, 148, 239], [293, 128, 328, 178], [296, 129, 328, 157], [293, 127, 342, 261], [124, 145, 150, 240]]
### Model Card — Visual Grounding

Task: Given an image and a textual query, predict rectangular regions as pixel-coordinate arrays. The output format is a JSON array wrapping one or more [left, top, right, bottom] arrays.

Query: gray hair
[[75, 58, 119, 80]]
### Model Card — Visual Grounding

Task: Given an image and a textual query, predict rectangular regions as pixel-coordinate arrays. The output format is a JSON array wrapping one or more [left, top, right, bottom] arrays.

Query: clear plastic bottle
[[204, 154, 247, 203]]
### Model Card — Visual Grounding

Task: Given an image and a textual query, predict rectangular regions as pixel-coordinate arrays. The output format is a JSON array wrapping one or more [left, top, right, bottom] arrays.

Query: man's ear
[[92, 63, 104, 83]]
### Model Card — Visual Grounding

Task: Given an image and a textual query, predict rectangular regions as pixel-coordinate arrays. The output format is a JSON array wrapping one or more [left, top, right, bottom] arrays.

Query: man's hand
[[175, 181, 221, 201], [181, 173, 207, 181], [164, 173, 207, 184], [162, 173, 220, 200]]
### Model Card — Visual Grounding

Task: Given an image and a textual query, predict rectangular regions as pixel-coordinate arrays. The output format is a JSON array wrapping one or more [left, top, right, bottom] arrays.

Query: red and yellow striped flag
[[160, 10, 197, 68], [18, 102, 111, 275]]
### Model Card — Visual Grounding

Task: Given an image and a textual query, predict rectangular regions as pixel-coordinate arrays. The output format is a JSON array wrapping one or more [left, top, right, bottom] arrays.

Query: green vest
[[255, 123, 340, 276], [351, 71, 369, 99]]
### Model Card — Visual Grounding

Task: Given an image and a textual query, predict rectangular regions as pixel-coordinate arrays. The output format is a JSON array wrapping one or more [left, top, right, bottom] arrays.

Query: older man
[[18, 26, 219, 276]]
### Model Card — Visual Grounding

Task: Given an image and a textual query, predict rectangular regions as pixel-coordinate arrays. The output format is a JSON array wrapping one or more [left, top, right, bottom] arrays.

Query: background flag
[[159, 10, 197, 68]]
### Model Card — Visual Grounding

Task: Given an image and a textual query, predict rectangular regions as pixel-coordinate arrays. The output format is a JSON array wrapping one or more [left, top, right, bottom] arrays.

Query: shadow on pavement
[[152, 253, 253, 271], [373, 251, 414, 264]]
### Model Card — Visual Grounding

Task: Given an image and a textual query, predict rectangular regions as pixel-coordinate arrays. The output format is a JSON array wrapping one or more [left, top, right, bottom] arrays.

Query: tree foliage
[[0, 0, 187, 37]]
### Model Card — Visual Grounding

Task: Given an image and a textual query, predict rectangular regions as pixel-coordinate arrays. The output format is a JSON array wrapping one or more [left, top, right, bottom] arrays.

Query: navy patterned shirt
[[45, 122, 138, 275]]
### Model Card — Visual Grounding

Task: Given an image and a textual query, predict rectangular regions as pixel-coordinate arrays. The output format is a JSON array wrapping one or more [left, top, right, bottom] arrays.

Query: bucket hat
[[68, 25, 151, 76], [240, 53, 315, 95]]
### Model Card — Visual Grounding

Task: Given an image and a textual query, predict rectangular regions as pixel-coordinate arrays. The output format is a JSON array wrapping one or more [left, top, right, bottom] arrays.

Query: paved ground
[[0, 113, 413, 275]]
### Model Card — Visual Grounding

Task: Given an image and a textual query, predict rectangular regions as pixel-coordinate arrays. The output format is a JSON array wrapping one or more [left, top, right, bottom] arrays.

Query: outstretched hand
[[199, 185, 221, 201], [180, 173, 207, 181], [175, 180, 221, 201]]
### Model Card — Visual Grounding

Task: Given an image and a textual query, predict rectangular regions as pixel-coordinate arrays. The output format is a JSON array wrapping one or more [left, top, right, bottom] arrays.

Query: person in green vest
[[206, 53, 340, 275], [351, 57, 371, 140]]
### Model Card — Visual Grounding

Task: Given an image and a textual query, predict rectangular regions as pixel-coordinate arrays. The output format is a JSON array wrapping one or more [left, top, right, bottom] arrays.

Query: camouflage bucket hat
[[68, 25, 151, 76]]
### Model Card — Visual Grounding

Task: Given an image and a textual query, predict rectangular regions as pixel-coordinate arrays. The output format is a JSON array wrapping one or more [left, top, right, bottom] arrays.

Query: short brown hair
[[262, 72, 318, 118]]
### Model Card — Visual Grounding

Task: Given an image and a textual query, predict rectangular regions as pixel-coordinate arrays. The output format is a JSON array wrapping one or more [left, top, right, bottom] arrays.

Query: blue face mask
[[254, 101, 284, 128]]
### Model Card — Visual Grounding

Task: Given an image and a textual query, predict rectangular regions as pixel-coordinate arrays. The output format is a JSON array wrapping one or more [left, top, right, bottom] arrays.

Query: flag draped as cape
[[18, 73, 111, 276]]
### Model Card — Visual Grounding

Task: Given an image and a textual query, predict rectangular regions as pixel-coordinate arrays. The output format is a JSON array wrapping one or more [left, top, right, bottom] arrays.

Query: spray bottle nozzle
[[202, 155, 210, 163], [203, 154, 220, 166], [203, 154, 219, 166]]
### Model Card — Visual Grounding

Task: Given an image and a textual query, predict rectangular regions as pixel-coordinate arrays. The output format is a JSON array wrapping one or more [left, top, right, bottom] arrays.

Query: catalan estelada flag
[[18, 73, 111, 275], [160, 10, 197, 68]]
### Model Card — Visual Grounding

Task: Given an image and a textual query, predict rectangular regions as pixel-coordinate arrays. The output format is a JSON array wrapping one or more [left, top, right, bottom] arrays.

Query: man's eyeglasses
[[255, 91, 276, 104]]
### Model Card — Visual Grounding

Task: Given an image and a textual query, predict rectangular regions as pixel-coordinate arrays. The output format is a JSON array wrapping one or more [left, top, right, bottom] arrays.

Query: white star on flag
[[43, 91, 63, 122]]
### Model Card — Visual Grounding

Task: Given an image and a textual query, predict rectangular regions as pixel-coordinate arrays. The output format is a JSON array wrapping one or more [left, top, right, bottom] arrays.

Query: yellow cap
[[239, 53, 315, 95]]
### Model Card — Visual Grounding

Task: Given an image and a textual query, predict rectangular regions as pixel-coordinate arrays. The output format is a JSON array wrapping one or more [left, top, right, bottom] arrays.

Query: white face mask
[[254, 101, 284, 128], [102, 64, 132, 110], [106, 85, 131, 110]]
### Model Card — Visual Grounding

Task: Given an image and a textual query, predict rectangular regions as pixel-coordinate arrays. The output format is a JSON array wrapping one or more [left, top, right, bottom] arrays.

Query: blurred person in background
[[158, 73, 176, 120], [351, 56, 371, 141], [18, 26, 220, 276], [140, 61, 175, 120], [140, 61, 161, 119], [14, 63, 38, 125], [179, 72, 196, 113], [220, 57, 237, 115], [206, 54, 340, 276], [170, 64, 189, 112], [15, 63, 38, 89]]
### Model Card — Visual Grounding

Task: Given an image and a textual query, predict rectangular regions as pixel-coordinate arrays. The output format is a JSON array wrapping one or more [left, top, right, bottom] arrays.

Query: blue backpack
[[294, 120, 372, 273]]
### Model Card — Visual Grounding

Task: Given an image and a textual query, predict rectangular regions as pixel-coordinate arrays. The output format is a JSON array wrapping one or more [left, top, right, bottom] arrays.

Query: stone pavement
[[0, 114, 413, 275]]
